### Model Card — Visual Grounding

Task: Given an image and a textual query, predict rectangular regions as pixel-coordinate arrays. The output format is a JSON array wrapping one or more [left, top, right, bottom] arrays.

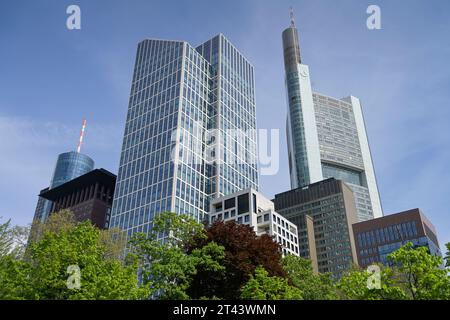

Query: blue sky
[[1, 0, 449, 249]]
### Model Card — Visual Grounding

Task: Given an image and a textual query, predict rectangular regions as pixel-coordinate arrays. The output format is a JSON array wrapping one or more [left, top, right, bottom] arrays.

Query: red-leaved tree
[[186, 220, 285, 299]]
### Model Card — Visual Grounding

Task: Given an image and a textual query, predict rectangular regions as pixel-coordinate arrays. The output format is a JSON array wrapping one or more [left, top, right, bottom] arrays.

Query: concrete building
[[282, 14, 382, 221], [274, 178, 359, 278], [352, 208, 442, 268], [209, 188, 299, 257], [39, 168, 116, 229]]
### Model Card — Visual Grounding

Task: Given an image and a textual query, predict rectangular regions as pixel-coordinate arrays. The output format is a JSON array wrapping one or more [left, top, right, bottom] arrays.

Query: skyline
[[1, 0, 450, 249]]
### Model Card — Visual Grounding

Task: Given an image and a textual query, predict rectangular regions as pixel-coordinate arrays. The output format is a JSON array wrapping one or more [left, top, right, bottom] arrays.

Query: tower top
[[290, 6, 295, 27], [77, 118, 87, 153]]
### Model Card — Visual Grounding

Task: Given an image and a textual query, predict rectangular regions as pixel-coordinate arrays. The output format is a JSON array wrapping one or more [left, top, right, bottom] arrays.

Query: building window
[[214, 202, 222, 212], [244, 215, 250, 223], [264, 214, 269, 222], [230, 209, 236, 217], [238, 194, 249, 214], [224, 211, 229, 219], [257, 216, 262, 223], [224, 197, 235, 209], [237, 216, 243, 224]]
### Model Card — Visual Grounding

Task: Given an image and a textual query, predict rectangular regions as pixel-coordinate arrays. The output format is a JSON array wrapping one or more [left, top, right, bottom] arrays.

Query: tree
[[0, 211, 148, 300], [128, 211, 225, 300], [337, 264, 408, 300], [282, 255, 339, 300], [444, 243, 450, 268], [187, 220, 286, 299], [240, 266, 303, 300], [387, 242, 450, 300], [0, 217, 32, 299], [0, 217, 30, 259]]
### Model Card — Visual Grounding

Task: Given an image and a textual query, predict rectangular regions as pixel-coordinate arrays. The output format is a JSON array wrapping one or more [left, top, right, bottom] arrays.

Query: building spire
[[290, 6, 295, 27], [77, 118, 87, 153]]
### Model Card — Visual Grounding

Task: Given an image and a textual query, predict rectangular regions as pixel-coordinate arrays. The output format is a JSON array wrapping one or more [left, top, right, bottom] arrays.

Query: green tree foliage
[[187, 220, 286, 299], [0, 217, 29, 259], [337, 264, 408, 300], [240, 266, 303, 300], [0, 211, 148, 300], [338, 243, 450, 300], [282, 255, 339, 300], [128, 212, 225, 300], [444, 243, 450, 268], [387, 242, 450, 300]]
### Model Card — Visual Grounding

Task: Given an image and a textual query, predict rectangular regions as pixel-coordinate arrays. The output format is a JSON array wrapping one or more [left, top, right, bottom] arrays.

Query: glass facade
[[110, 35, 258, 239], [51, 152, 95, 188], [315, 93, 375, 222], [33, 151, 94, 223], [354, 214, 442, 267]]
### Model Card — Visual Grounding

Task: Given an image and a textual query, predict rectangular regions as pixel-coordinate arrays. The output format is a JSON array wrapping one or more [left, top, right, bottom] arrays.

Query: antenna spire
[[290, 6, 295, 27], [77, 118, 87, 153]]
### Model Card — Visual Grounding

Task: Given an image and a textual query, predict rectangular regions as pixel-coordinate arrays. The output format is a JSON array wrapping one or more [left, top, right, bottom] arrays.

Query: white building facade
[[209, 188, 300, 256]]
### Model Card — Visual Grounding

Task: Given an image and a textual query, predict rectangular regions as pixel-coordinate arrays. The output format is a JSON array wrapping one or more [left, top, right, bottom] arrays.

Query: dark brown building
[[352, 208, 442, 267], [39, 168, 116, 229]]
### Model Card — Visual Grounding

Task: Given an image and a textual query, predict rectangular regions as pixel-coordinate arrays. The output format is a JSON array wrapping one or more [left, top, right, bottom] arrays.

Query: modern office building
[[352, 208, 442, 268], [109, 35, 258, 238], [33, 151, 95, 224], [274, 178, 359, 278], [209, 188, 299, 257], [282, 14, 382, 221], [38, 169, 116, 229]]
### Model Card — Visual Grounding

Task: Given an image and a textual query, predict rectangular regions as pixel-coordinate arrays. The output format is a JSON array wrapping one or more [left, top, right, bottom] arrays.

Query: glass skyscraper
[[109, 34, 258, 238], [282, 19, 382, 221], [33, 151, 94, 223]]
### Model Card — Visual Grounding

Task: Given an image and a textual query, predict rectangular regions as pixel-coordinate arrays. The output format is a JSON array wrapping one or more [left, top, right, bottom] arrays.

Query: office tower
[[274, 178, 359, 278], [209, 188, 299, 257], [33, 151, 95, 223], [282, 14, 382, 221], [353, 208, 442, 268], [109, 34, 258, 238], [38, 169, 116, 229]]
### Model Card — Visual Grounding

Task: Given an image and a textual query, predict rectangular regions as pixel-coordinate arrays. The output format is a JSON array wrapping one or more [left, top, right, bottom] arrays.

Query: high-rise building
[[352, 208, 442, 268], [33, 151, 95, 223], [209, 188, 299, 257], [274, 178, 359, 278], [109, 34, 258, 238], [282, 14, 382, 221], [38, 168, 116, 229]]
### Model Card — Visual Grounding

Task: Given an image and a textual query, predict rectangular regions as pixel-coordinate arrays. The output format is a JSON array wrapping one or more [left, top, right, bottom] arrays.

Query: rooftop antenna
[[76, 118, 87, 153], [290, 6, 295, 27]]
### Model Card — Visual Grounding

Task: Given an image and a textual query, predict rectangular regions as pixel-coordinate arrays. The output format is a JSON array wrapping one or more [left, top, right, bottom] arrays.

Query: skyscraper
[[109, 34, 258, 238], [33, 151, 95, 223], [282, 14, 382, 221], [33, 120, 94, 224]]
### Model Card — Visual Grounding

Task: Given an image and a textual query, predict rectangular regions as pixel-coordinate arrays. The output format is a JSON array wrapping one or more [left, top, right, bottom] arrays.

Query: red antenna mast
[[77, 118, 87, 153]]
